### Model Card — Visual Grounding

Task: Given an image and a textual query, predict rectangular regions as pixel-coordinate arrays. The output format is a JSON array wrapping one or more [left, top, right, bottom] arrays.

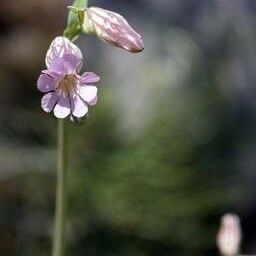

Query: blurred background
[[0, 0, 256, 255]]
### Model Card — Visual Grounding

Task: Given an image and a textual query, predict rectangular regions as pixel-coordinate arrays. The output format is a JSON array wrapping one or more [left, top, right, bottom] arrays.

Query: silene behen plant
[[36, 0, 144, 256]]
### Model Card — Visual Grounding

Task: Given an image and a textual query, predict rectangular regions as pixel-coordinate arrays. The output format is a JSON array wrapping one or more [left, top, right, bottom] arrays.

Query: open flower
[[37, 36, 100, 119], [83, 7, 144, 53]]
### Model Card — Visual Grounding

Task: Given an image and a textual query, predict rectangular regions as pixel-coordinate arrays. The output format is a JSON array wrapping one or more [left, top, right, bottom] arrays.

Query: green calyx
[[63, 0, 88, 41]]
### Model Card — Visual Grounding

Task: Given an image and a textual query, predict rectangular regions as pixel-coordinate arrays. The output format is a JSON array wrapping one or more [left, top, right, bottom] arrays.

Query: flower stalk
[[52, 119, 68, 256], [51, 2, 92, 255]]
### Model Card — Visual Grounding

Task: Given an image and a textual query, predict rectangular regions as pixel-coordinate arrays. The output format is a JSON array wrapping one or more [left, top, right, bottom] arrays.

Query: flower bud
[[216, 213, 242, 256], [83, 7, 144, 53]]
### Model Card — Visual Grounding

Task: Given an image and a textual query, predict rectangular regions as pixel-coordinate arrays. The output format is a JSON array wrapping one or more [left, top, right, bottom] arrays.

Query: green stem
[[52, 1, 89, 254], [52, 119, 68, 256]]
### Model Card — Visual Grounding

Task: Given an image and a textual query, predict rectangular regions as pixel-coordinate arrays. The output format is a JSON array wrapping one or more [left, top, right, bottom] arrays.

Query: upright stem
[[52, 2, 89, 255], [52, 119, 68, 256]]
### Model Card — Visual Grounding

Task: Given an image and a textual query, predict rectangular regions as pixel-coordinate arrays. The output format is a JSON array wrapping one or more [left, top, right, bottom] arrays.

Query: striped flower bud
[[83, 7, 144, 53]]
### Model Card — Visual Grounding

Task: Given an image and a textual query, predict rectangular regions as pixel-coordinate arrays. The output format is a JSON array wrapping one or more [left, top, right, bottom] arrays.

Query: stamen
[[57, 74, 77, 95]]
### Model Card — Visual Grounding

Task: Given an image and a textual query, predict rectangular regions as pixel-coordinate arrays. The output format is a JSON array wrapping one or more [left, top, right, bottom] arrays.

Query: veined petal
[[46, 36, 83, 69], [54, 96, 71, 118], [80, 72, 100, 84], [78, 86, 98, 103], [71, 95, 88, 118], [42, 70, 62, 80], [37, 74, 56, 92], [41, 92, 58, 113], [62, 54, 82, 73], [48, 58, 67, 74], [48, 54, 82, 74]]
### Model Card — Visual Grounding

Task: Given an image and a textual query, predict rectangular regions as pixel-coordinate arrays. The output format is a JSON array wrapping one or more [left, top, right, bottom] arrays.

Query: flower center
[[57, 74, 77, 95]]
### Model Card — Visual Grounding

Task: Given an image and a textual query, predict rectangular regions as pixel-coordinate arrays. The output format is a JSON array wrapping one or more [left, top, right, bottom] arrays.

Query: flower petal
[[54, 96, 71, 118], [48, 54, 83, 74], [46, 36, 83, 68], [48, 58, 67, 74], [62, 54, 82, 73], [42, 70, 62, 80], [37, 74, 56, 92], [80, 72, 100, 84], [78, 86, 98, 103], [71, 95, 88, 118], [41, 92, 58, 113], [88, 96, 98, 106]]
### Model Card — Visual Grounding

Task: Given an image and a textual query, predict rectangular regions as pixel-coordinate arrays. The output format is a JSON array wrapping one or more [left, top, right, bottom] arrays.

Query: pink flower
[[37, 36, 100, 119], [84, 7, 144, 53]]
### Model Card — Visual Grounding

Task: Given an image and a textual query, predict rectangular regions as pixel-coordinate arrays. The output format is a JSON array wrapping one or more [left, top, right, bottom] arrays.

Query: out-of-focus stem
[[52, 119, 68, 256]]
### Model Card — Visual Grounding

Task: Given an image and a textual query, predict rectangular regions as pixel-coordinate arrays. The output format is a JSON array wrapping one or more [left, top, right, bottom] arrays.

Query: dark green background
[[0, 0, 256, 255]]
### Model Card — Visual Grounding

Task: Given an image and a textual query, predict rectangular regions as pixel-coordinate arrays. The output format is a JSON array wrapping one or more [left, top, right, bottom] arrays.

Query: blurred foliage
[[1, 0, 256, 256]]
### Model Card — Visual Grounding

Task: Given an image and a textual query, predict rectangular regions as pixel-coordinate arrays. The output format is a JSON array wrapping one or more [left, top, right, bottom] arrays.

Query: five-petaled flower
[[37, 36, 100, 119], [83, 7, 144, 53]]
